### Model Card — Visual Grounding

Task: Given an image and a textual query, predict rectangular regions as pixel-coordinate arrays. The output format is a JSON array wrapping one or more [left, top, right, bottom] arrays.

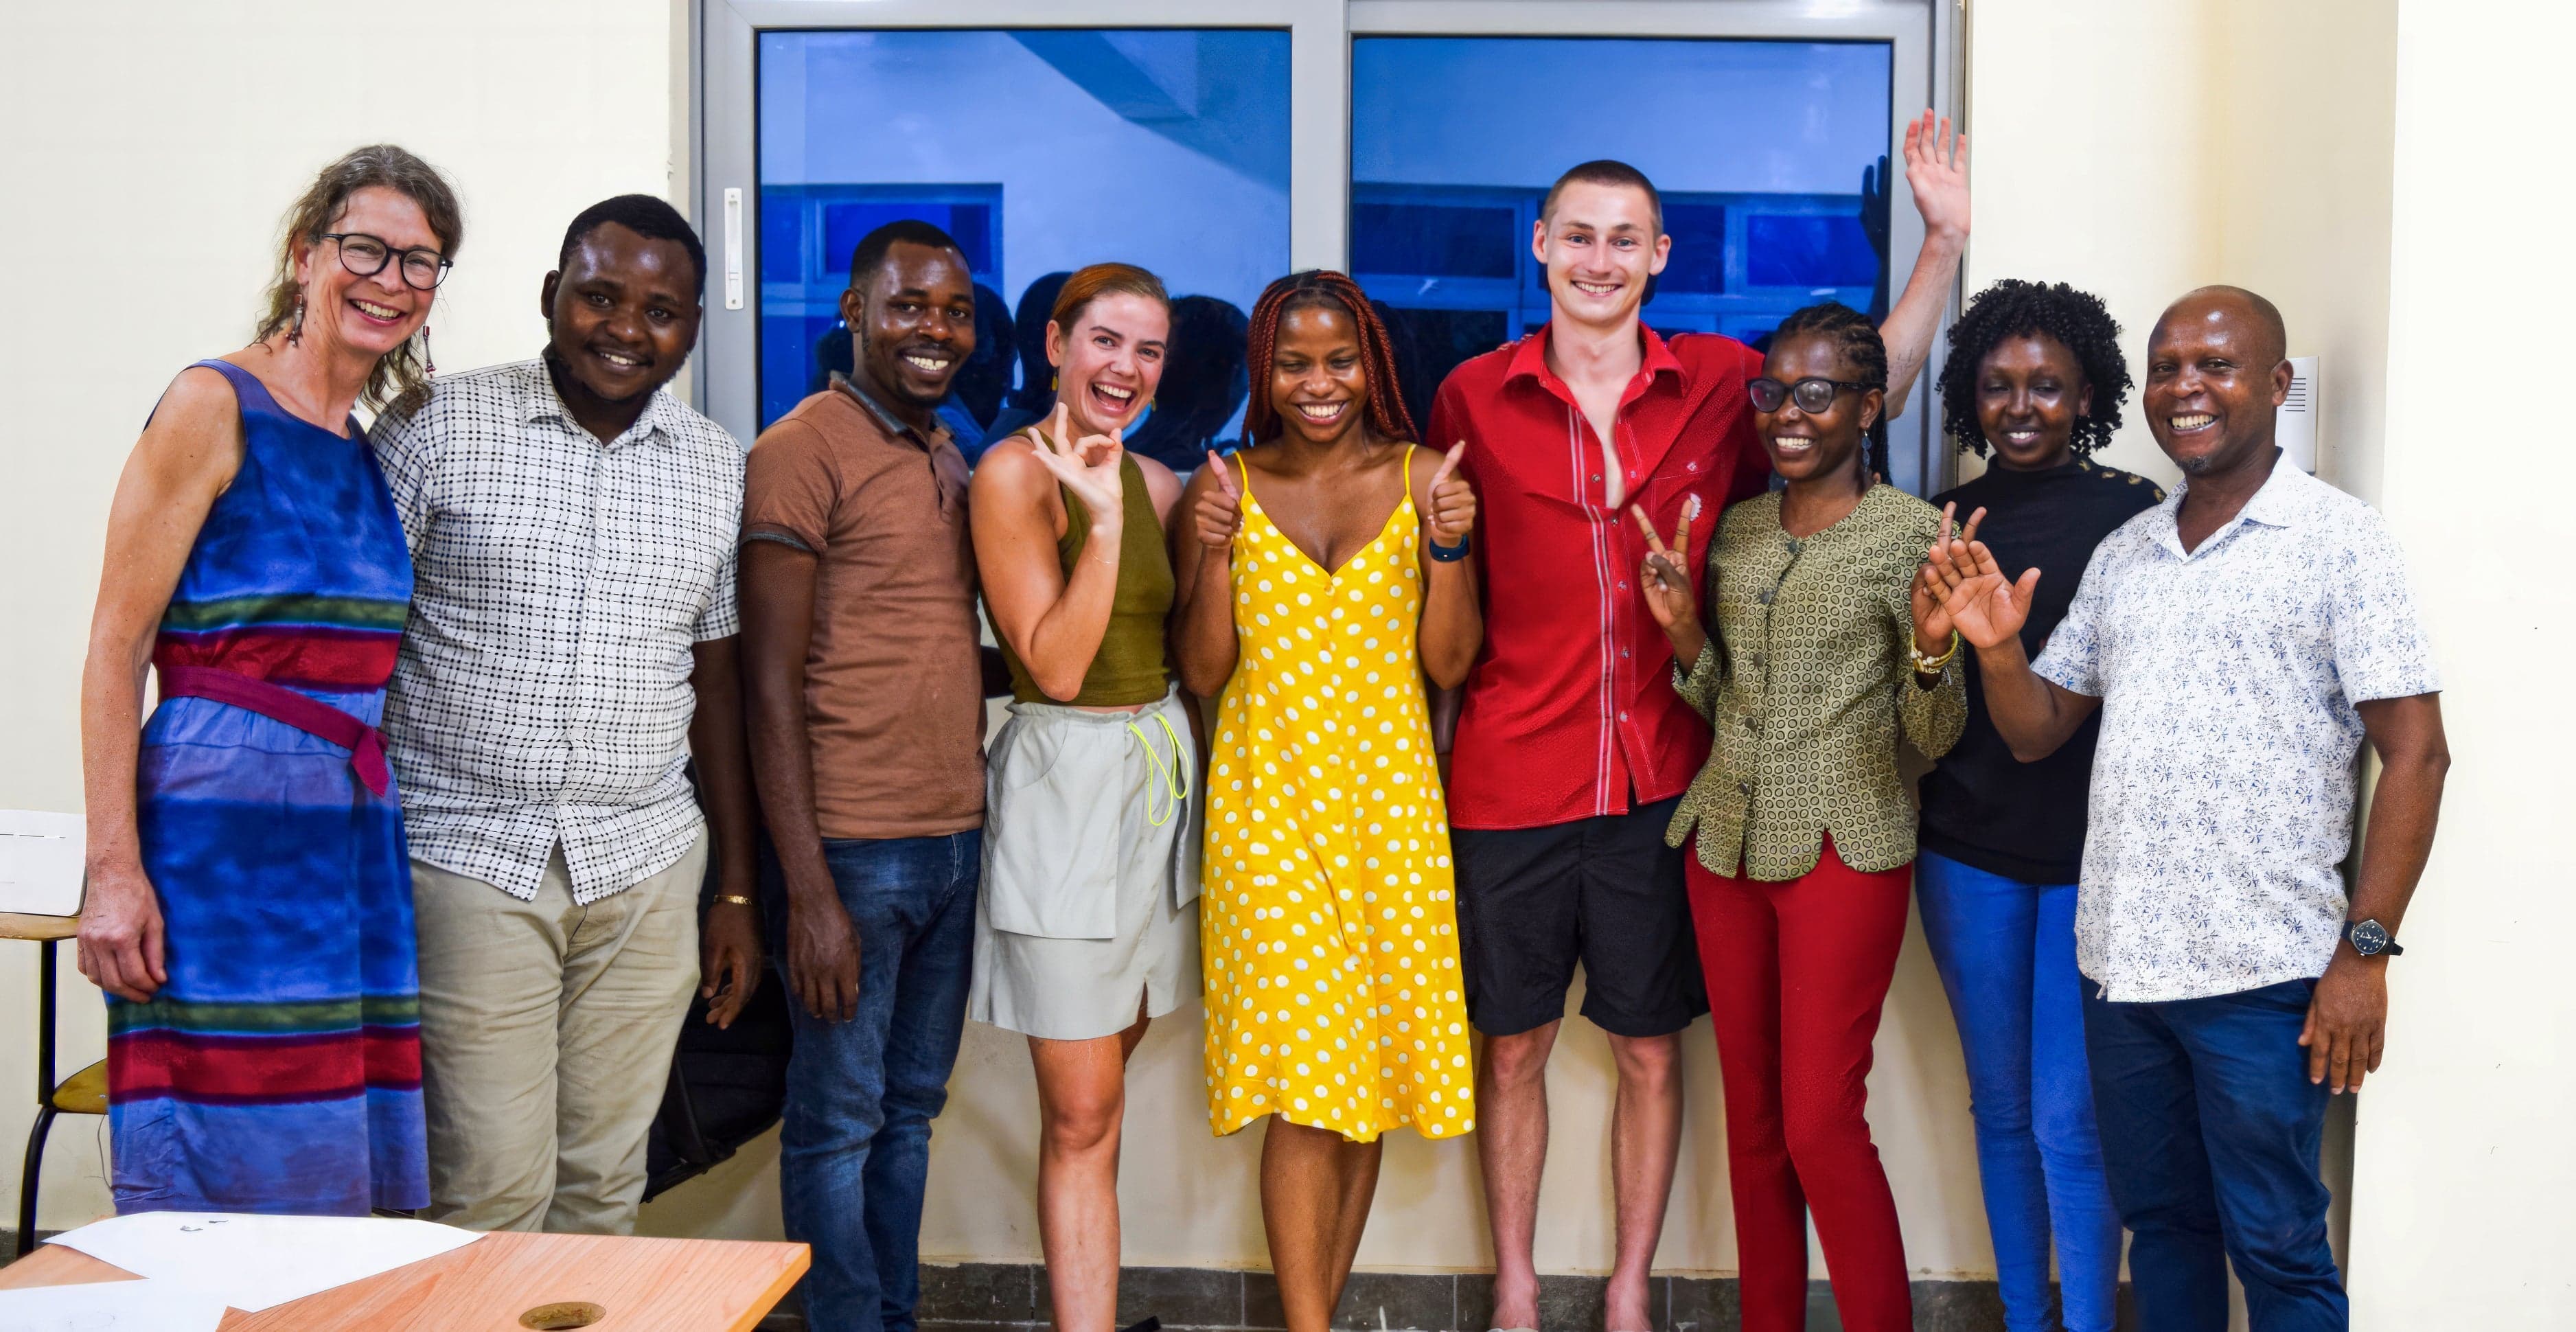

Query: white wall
[[2347, 1, 2576, 1326], [0, 0, 682, 1235], [1959, 0, 2217, 488], [1959, 0, 2397, 498]]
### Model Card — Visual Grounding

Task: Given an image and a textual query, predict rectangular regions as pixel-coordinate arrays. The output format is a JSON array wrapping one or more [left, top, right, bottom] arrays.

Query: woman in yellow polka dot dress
[[1171, 271, 1483, 1332]]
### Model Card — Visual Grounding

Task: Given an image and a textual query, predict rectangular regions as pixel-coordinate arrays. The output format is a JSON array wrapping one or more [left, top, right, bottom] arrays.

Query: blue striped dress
[[108, 359, 427, 1215]]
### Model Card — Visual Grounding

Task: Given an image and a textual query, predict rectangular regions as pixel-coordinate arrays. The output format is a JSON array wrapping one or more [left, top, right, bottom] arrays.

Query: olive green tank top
[[998, 453, 1175, 706]]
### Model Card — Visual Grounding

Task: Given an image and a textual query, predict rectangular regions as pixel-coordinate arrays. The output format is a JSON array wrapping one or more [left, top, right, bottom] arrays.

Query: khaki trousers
[[411, 830, 704, 1234]]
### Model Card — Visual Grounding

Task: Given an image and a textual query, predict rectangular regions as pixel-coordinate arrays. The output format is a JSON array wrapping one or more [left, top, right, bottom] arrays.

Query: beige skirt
[[970, 686, 1201, 1041]]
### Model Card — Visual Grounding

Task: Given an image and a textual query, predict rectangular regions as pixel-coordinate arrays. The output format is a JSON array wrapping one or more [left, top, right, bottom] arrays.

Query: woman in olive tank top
[[965, 262, 1197, 1332]]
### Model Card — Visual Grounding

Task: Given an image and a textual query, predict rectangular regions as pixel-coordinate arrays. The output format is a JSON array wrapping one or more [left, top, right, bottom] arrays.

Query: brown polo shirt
[[743, 376, 985, 839]]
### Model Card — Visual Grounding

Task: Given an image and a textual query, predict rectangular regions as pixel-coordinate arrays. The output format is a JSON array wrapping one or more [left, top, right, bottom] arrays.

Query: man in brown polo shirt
[[740, 219, 989, 1332]]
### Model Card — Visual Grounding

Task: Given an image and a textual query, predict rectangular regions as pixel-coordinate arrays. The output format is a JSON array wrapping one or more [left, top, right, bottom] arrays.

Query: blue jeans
[[2083, 977, 2345, 1332], [1915, 853, 2120, 1332], [762, 831, 980, 1332]]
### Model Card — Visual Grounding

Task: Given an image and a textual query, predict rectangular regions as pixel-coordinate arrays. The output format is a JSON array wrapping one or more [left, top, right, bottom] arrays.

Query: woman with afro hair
[[1916, 279, 2164, 1332]]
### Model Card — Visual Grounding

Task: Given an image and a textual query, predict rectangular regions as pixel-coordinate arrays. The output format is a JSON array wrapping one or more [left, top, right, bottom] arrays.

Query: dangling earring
[[1147, 396, 1155, 409], [1050, 373, 1059, 391], [419, 325, 436, 379], [288, 293, 306, 346]]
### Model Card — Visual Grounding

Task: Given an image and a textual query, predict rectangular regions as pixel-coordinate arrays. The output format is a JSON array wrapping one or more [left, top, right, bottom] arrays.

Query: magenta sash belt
[[158, 665, 392, 797]]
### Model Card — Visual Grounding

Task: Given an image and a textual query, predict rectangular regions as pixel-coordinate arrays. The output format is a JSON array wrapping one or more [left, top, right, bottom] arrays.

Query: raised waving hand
[[1026, 401, 1127, 523], [1424, 442, 1477, 547], [1902, 110, 1970, 242], [1922, 505, 2041, 652], [1911, 502, 1985, 647]]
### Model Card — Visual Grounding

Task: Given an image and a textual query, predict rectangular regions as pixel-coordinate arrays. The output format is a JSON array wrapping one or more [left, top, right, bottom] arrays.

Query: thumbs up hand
[[1195, 448, 1245, 553], [1426, 441, 1477, 548]]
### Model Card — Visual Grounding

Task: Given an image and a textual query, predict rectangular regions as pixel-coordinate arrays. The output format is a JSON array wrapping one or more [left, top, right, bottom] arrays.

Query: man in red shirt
[[1425, 116, 1970, 1332]]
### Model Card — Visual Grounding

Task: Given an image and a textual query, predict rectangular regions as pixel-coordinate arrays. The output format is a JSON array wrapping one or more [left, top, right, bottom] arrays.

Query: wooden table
[[0, 1229, 807, 1330]]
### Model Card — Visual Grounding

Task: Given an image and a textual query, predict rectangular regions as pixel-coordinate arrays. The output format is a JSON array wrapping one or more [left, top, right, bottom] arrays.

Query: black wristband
[[1427, 532, 1471, 562]]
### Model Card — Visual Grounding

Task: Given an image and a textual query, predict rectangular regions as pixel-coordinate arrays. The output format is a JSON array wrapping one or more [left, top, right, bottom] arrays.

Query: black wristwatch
[[2344, 918, 2404, 958]]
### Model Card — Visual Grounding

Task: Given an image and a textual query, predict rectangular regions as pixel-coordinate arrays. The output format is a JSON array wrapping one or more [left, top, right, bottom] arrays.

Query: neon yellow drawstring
[[1127, 711, 1190, 827]]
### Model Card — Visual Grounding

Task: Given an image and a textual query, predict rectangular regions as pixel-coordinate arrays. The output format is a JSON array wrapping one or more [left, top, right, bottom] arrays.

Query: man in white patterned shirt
[[1931, 288, 2448, 1332], [372, 196, 763, 1235]]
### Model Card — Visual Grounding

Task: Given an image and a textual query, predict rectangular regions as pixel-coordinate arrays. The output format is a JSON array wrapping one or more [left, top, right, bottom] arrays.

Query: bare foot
[[1488, 1274, 1540, 1331], [1604, 1273, 1654, 1332]]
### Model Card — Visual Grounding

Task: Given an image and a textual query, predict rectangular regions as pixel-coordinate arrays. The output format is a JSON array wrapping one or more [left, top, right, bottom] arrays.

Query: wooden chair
[[2, 813, 95, 1257]]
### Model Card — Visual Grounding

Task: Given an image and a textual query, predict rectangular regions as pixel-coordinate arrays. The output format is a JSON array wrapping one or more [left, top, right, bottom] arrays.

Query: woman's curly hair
[[1938, 279, 2129, 457]]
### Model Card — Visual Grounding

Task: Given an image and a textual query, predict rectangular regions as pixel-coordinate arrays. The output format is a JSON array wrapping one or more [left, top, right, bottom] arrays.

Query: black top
[[1920, 459, 2165, 884]]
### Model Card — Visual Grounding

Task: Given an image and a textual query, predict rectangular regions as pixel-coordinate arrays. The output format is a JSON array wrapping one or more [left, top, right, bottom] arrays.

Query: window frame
[[694, 0, 1958, 490]]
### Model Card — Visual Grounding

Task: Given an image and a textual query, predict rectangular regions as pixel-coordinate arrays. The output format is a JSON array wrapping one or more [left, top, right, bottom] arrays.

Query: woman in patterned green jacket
[[1631, 301, 1965, 1332]]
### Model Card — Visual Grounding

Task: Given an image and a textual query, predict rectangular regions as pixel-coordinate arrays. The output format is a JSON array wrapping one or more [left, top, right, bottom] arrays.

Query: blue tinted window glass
[[1657, 202, 1727, 295], [1747, 214, 1878, 288], [757, 30, 1290, 459], [1351, 201, 1517, 279], [1350, 36, 1891, 406]]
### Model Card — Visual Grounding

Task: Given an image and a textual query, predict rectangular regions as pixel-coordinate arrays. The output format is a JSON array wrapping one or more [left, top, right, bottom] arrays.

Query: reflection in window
[[1350, 36, 1895, 411], [757, 30, 1291, 462]]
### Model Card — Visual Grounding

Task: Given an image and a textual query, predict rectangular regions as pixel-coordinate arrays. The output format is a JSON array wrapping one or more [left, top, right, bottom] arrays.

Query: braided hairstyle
[[1241, 270, 1418, 447], [1937, 279, 2130, 457], [1770, 302, 1889, 486]]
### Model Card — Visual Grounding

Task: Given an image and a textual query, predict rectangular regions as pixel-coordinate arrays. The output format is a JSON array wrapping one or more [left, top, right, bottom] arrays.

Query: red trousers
[[1686, 836, 1913, 1332]]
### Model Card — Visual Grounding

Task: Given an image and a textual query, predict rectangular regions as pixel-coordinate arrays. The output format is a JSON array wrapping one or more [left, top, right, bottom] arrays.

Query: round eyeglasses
[[1749, 376, 1876, 414], [320, 231, 452, 290]]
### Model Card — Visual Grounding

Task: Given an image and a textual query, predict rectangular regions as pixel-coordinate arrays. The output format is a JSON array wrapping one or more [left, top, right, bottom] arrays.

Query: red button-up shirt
[[1429, 325, 1772, 831]]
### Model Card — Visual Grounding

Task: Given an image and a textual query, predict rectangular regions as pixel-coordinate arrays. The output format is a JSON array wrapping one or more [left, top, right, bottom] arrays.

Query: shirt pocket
[[1633, 463, 1717, 542]]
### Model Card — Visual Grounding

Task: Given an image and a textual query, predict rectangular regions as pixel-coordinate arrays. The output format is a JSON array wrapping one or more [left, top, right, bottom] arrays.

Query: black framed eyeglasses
[[320, 231, 452, 290], [1749, 376, 1876, 414]]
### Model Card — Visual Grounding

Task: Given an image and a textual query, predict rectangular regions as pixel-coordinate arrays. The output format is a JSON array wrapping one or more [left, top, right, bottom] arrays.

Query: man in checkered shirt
[[371, 196, 763, 1235]]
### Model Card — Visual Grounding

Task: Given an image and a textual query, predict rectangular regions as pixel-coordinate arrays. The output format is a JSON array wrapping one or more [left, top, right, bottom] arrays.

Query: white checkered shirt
[[372, 357, 744, 904]]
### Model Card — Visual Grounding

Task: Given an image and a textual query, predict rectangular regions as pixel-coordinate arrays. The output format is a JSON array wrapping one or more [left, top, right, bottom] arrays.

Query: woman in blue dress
[[77, 145, 463, 1214]]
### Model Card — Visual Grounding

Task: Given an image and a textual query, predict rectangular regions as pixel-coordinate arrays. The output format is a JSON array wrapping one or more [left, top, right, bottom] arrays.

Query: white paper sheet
[[0, 811, 84, 918], [43, 1212, 483, 1313], [0, 1278, 227, 1332]]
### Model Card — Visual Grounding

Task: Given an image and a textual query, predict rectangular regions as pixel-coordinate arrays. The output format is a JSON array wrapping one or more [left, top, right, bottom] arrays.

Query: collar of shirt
[[830, 371, 968, 519], [1499, 323, 1695, 500], [526, 352, 686, 451], [2152, 450, 2308, 560], [832, 371, 952, 450]]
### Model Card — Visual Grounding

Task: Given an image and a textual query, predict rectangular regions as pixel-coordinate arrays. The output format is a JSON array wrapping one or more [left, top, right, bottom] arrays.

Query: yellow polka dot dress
[[1201, 452, 1475, 1143]]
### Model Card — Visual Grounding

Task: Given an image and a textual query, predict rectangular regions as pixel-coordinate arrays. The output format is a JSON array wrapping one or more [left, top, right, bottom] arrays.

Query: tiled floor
[[899, 1263, 2121, 1332]]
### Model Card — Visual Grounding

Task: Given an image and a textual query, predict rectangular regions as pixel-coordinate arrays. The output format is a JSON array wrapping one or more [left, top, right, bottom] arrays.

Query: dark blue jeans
[[762, 830, 980, 1332], [1916, 853, 2120, 1332], [2083, 977, 2345, 1332]]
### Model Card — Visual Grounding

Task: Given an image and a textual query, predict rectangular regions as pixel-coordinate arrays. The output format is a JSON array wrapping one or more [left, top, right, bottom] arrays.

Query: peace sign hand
[[1026, 401, 1127, 527], [1630, 496, 1703, 635], [1196, 449, 1245, 554], [1426, 442, 1477, 547]]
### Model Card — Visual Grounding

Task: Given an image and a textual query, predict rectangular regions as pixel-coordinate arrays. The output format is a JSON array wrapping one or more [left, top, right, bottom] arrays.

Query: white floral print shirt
[[2035, 459, 2439, 1002]]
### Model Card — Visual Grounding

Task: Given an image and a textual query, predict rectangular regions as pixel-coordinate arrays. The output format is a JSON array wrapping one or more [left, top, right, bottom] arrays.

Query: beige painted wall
[[1958, 0, 2397, 500], [2348, 1, 2576, 1326]]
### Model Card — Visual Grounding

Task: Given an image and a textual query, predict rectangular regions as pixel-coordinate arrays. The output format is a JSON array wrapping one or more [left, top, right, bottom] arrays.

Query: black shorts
[[1452, 795, 1707, 1038]]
